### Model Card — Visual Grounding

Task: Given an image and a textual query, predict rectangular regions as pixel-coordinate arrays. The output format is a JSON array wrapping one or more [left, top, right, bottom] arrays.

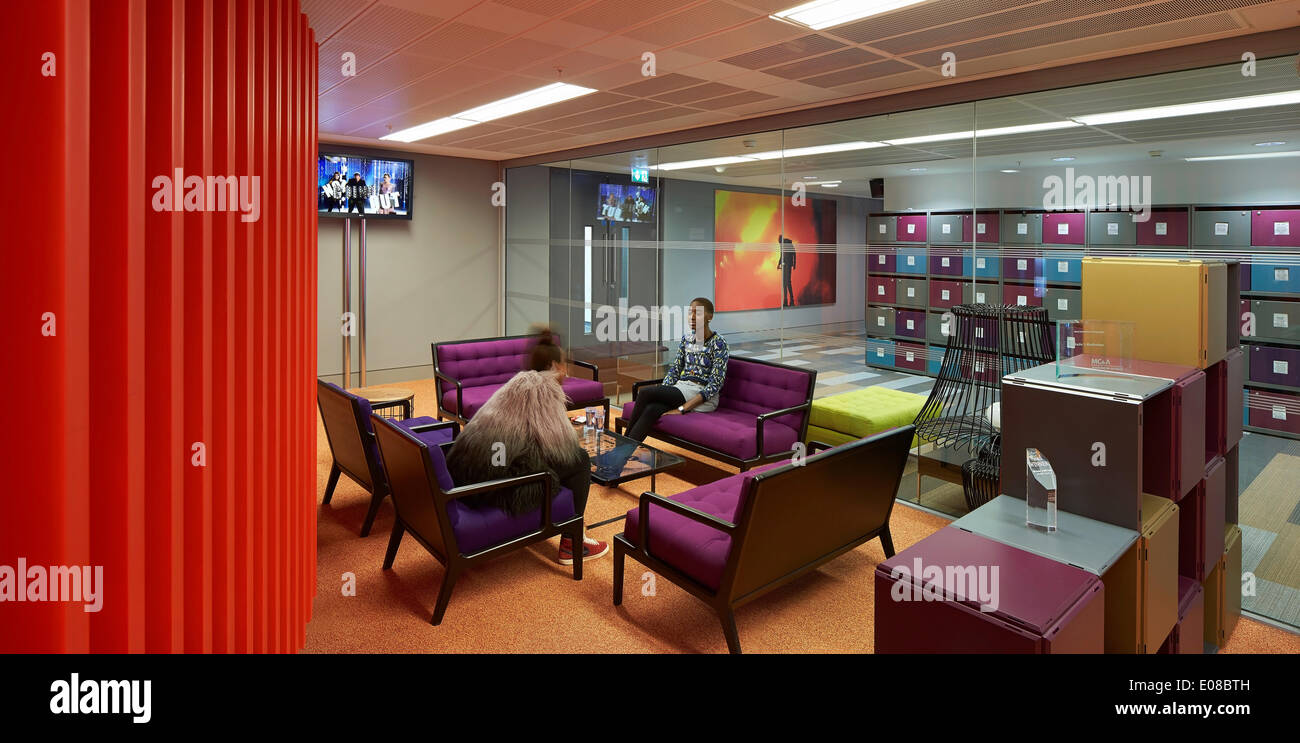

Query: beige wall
[[318, 148, 501, 377]]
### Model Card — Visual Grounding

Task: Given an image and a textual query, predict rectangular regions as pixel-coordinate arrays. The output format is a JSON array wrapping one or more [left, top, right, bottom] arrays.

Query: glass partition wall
[[505, 56, 1300, 629]]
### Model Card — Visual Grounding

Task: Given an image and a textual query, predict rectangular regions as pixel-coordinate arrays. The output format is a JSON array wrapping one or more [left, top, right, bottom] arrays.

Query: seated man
[[598, 297, 728, 476]]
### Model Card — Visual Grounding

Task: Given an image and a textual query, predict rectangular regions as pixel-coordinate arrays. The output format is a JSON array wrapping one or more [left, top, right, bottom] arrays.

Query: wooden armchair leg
[[382, 520, 405, 569], [719, 608, 742, 655], [431, 564, 462, 626], [880, 526, 896, 559], [612, 542, 626, 605], [322, 463, 341, 504], [571, 524, 585, 582], [360, 492, 385, 537]]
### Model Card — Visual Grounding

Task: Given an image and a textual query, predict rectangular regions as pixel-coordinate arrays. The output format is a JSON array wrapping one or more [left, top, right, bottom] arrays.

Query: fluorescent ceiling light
[[455, 83, 596, 123], [771, 0, 926, 30], [1255, 141, 1287, 146], [1052, 156, 1075, 162], [652, 156, 756, 171], [820, 183, 840, 187], [883, 121, 1080, 146], [749, 141, 886, 159], [1000, 169, 1020, 173], [884, 131, 973, 146], [1184, 151, 1300, 162], [1076, 90, 1300, 126], [907, 167, 927, 172], [976, 121, 1081, 137], [380, 117, 477, 142], [381, 82, 596, 143]]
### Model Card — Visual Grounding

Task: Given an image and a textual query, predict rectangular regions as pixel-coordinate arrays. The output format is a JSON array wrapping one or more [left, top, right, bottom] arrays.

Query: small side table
[[348, 386, 415, 420]]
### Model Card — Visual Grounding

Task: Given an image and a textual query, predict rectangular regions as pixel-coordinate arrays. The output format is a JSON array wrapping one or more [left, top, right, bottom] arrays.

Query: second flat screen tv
[[596, 183, 655, 224], [318, 151, 413, 219]]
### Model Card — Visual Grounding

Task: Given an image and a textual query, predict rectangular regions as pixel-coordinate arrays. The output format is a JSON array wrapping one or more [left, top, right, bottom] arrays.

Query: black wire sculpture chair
[[961, 433, 1002, 512], [911, 303, 1055, 509]]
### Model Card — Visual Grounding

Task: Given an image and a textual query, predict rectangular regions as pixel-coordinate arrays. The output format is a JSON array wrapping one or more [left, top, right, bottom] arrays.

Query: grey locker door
[[1002, 212, 1043, 245], [1193, 210, 1251, 247], [929, 214, 963, 244], [869, 215, 898, 244], [1088, 212, 1137, 246], [896, 279, 926, 307]]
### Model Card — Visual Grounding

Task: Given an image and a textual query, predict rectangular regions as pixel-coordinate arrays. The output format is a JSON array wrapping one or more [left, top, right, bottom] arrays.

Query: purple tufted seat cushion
[[620, 401, 798, 460], [622, 461, 786, 590], [422, 435, 576, 555]]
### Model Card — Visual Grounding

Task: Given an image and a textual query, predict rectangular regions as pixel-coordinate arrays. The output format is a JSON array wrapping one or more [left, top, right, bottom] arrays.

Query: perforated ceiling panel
[[305, 0, 1300, 160]]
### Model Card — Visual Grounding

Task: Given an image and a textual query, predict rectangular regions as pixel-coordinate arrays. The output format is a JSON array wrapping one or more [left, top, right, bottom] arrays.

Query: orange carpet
[[304, 378, 1300, 654]]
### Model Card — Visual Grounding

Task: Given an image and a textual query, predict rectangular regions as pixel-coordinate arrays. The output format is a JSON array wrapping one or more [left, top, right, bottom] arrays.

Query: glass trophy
[[1055, 319, 1136, 378], [1025, 448, 1057, 532]]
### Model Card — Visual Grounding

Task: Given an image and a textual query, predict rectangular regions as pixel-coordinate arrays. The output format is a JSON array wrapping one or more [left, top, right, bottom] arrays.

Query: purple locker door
[[1143, 369, 1206, 502]]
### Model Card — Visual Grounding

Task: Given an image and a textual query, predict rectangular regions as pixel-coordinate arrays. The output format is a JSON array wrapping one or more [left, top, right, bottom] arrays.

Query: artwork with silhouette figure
[[713, 190, 837, 312]]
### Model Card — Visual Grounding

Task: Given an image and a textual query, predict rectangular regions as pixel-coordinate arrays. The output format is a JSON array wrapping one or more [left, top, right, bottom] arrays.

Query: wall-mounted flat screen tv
[[596, 183, 655, 224], [318, 151, 413, 219]]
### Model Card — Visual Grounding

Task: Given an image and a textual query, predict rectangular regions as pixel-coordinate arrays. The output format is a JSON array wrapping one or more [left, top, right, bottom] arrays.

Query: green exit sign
[[630, 167, 649, 183]]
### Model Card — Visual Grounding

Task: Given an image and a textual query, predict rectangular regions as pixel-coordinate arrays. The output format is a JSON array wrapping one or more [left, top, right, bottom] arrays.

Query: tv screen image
[[596, 183, 655, 224], [712, 189, 837, 312], [318, 152, 413, 219]]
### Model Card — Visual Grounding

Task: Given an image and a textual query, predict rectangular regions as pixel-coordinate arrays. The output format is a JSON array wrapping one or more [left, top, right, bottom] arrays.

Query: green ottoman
[[806, 386, 930, 447]]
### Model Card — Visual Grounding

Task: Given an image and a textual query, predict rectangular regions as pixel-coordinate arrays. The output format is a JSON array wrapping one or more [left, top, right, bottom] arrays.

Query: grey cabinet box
[[896, 278, 926, 307], [929, 213, 964, 244], [869, 215, 898, 244], [868, 307, 896, 335], [964, 282, 996, 305], [927, 310, 956, 345], [1250, 299, 1300, 342], [1045, 287, 1083, 321], [1088, 212, 1137, 246], [1002, 211, 1043, 245], [1193, 209, 1251, 247]]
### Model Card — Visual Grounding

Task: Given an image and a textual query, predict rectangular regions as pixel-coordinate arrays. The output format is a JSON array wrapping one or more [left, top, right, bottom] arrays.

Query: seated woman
[[445, 329, 608, 565], [598, 297, 728, 476]]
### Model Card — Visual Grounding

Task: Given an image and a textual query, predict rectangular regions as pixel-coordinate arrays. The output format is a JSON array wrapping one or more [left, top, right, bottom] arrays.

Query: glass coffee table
[[577, 427, 685, 528]]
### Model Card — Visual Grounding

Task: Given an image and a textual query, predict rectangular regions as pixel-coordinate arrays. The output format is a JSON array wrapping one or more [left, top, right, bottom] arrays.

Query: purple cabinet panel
[[1248, 343, 1300, 388], [1142, 364, 1206, 503], [875, 527, 1105, 654], [895, 341, 926, 371], [868, 276, 896, 304], [871, 246, 897, 273], [930, 279, 964, 309], [895, 309, 926, 339], [1043, 211, 1086, 245], [1251, 209, 1300, 248], [897, 214, 927, 242], [929, 246, 963, 275], [962, 212, 1000, 243], [1179, 466, 1225, 583], [1003, 283, 1044, 308], [1003, 252, 1042, 280], [1247, 388, 1300, 435], [1136, 209, 1190, 247]]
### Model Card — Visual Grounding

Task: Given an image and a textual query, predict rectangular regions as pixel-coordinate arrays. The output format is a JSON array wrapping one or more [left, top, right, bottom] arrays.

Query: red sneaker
[[558, 536, 610, 565]]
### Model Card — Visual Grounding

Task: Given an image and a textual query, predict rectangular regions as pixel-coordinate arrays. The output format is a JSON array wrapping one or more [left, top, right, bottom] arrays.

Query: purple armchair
[[371, 414, 584, 626], [317, 380, 458, 537], [431, 334, 608, 424], [615, 356, 817, 470], [613, 426, 914, 653]]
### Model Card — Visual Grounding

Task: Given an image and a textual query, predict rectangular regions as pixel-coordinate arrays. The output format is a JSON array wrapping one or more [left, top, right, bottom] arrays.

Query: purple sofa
[[318, 380, 458, 537], [612, 427, 913, 653], [615, 356, 817, 470], [431, 334, 607, 424], [371, 414, 585, 626]]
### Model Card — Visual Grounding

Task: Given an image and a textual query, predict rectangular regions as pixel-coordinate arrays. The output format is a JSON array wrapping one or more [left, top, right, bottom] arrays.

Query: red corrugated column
[[0, 0, 317, 654]]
